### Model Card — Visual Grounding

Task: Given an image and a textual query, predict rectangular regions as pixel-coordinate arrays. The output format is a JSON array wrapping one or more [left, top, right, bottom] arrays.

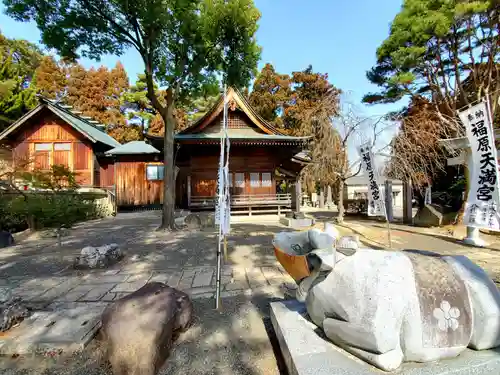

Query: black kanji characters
[[478, 168, 497, 185], [477, 185, 494, 201], [479, 152, 496, 170], [477, 136, 491, 152], [471, 120, 487, 137]]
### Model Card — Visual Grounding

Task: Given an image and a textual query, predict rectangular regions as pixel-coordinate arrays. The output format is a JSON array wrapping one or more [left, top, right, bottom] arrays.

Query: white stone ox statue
[[273, 226, 500, 372]]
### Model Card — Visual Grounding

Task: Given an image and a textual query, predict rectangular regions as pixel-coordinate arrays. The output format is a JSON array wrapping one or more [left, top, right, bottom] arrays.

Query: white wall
[[345, 183, 403, 208]]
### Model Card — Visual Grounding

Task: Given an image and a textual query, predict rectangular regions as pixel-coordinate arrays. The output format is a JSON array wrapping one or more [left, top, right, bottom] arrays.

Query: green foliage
[[0, 30, 43, 130], [20, 164, 79, 191], [0, 166, 102, 232], [249, 63, 291, 129], [3, 0, 262, 228], [363, 0, 499, 114]]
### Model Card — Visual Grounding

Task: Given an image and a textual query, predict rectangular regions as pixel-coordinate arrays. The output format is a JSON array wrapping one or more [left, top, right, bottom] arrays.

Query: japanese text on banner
[[358, 143, 386, 217], [459, 101, 500, 231]]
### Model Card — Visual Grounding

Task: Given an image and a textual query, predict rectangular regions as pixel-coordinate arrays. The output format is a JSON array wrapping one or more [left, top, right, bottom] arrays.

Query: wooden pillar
[[187, 175, 191, 208], [291, 178, 301, 213], [403, 180, 413, 224]]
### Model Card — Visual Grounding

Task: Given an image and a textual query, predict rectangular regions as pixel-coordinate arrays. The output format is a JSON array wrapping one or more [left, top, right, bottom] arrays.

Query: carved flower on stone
[[433, 300, 460, 331]]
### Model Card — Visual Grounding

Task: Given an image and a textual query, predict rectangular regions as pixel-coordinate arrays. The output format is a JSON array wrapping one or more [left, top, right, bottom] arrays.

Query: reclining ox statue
[[273, 225, 500, 372]]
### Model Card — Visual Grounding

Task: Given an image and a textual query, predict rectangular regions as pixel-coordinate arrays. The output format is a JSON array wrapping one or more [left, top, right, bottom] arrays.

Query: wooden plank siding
[[11, 114, 94, 186], [98, 158, 115, 188], [189, 146, 278, 198], [115, 158, 164, 207]]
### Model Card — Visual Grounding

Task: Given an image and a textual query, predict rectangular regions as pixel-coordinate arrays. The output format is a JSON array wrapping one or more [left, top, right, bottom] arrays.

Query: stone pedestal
[[463, 226, 487, 247], [0, 304, 105, 355], [280, 212, 314, 229], [271, 299, 500, 375]]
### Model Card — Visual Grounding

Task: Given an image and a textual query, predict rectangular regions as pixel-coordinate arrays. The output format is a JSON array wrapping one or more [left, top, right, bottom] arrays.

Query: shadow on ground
[[0, 293, 289, 375], [0, 212, 293, 279]]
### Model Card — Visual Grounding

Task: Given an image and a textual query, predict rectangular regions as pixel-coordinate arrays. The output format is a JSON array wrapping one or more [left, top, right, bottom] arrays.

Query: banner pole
[[215, 235, 223, 310], [384, 205, 392, 249]]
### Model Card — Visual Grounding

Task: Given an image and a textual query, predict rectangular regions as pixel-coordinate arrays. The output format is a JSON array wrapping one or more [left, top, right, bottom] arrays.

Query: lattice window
[[261, 172, 272, 187], [235, 172, 245, 187], [228, 112, 249, 129], [146, 164, 165, 181], [250, 172, 261, 187]]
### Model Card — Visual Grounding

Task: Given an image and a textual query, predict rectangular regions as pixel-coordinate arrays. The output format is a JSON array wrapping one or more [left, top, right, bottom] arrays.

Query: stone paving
[[3, 210, 500, 374], [1, 211, 296, 310], [4, 210, 500, 311]]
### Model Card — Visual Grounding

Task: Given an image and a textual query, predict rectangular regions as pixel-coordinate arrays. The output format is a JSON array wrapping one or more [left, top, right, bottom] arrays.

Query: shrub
[[0, 165, 105, 232]]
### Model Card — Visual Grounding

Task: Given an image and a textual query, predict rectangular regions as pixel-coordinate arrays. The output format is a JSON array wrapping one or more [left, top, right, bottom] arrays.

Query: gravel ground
[[0, 293, 286, 375]]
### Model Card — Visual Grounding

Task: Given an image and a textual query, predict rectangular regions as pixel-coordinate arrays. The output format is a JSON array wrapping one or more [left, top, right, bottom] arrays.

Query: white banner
[[424, 186, 432, 205], [459, 101, 500, 231], [215, 87, 231, 235], [358, 143, 386, 217]]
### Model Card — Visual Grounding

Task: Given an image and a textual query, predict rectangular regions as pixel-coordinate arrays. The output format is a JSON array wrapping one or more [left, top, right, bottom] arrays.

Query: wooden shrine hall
[[0, 88, 310, 214], [146, 87, 310, 214]]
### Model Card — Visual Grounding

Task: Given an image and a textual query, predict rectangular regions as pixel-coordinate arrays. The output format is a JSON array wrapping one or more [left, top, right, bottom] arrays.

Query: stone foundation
[[271, 299, 500, 375]]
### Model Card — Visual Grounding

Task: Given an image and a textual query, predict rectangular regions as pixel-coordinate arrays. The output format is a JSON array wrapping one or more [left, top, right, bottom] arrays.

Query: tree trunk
[[160, 90, 176, 230], [337, 179, 345, 223]]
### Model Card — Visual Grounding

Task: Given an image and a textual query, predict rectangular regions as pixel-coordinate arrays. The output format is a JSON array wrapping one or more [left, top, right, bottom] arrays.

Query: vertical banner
[[424, 185, 432, 205], [215, 87, 230, 232], [459, 101, 500, 231], [358, 142, 386, 217]]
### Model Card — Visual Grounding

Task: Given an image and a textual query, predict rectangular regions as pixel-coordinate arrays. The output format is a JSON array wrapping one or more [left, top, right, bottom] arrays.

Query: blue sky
[[0, 0, 404, 165]]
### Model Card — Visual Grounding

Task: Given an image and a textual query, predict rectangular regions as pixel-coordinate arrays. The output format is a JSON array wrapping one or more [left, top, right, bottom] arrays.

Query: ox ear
[[296, 253, 323, 302], [306, 252, 323, 273]]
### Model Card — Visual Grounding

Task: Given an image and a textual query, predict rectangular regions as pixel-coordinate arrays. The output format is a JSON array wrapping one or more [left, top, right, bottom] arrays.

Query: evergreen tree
[[32, 56, 67, 100], [249, 63, 291, 129], [0, 31, 42, 130]]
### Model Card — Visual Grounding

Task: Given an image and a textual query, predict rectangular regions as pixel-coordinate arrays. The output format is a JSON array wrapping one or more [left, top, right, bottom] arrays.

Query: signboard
[[358, 142, 386, 217], [424, 186, 432, 205], [459, 101, 500, 231]]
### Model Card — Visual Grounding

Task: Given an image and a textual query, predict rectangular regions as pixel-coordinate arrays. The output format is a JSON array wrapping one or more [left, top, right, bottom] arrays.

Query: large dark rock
[[413, 204, 457, 227], [101, 282, 193, 375], [0, 231, 14, 249]]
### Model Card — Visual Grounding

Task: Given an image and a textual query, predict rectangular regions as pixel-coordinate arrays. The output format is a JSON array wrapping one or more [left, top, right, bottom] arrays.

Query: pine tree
[[0, 32, 42, 130]]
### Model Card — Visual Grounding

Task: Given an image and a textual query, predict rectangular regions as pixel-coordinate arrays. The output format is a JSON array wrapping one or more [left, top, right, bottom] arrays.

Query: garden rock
[[73, 243, 123, 269], [0, 288, 30, 332], [40, 228, 71, 239], [0, 231, 14, 248], [184, 214, 202, 230], [101, 282, 193, 375]]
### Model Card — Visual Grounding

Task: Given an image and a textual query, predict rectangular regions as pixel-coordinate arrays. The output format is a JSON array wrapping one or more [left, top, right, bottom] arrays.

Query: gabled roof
[[178, 87, 287, 136], [106, 141, 160, 155], [0, 98, 121, 148]]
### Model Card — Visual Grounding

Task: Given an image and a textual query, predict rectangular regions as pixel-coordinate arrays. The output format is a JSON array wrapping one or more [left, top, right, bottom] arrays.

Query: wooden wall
[[98, 158, 115, 188], [114, 156, 164, 207], [188, 146, 278, 197], [11, 113, 94, 186]]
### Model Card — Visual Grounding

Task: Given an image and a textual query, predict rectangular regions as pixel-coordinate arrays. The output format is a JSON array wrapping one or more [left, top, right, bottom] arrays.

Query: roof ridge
[[40, 96, 107, 132]]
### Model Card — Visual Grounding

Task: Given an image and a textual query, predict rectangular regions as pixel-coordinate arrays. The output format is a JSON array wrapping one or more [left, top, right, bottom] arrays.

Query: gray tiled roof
[[48, 104, 120, 148], [0, 98, 121, 149], [106, 141, 160, 155]]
